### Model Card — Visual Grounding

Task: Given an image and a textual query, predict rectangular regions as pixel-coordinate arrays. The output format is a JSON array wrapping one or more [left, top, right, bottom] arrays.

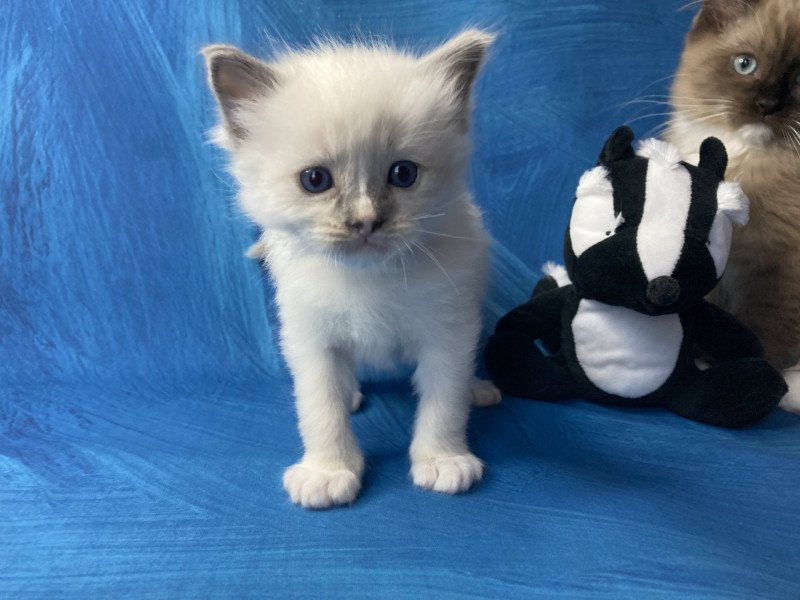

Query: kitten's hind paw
[[283, 462, 361, 509], [411, 452, 484, 494], [471, 377, 502, 407]]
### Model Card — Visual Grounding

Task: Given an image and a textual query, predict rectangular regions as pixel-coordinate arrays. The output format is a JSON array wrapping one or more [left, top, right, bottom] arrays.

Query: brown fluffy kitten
[[666, 0, 800, 412]]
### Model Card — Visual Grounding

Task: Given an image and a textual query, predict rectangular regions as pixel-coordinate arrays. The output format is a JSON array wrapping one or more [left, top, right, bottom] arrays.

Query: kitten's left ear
[[421, 29, 496, 126], [692, 0, 763, 34]]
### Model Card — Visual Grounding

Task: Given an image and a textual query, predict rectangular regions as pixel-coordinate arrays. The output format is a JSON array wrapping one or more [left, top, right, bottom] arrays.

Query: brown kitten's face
[[672, 0, 800, 149]]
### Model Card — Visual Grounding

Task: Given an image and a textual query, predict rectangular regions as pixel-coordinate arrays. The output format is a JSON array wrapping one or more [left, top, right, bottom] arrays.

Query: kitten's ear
[[202, 45, 277, 140], [597, 126, 635, 167], [692, 0, 762, 34], [698, 137, 728, 180], [421, 29, 496, 126]]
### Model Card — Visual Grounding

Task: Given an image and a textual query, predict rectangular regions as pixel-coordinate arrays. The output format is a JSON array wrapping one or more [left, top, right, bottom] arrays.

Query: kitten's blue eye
[[733, 54, 758, 76], [387, 160, 418, 188], [299, 167, 333, 193]]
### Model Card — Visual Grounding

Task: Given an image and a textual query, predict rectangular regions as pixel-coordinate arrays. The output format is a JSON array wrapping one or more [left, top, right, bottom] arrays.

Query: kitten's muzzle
[[346, 218, 385, 237], [755, 95, 783, 118]]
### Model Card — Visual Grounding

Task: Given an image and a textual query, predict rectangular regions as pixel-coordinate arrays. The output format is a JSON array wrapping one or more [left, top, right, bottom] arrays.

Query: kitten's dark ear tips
[[698, 137, 728, 180], [598, 126, 636, 167], [691, 0, 762, 34], [202, 45, 276, 139], [422, 29, 496, 127]]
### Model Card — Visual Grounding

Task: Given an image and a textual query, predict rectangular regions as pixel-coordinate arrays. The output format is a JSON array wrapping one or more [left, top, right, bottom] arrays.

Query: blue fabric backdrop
[[2, 1, 799, 597]]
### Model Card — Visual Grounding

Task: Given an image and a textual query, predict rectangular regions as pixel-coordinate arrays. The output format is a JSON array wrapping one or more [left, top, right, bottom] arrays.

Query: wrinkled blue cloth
[[2, 1, 799, 598]]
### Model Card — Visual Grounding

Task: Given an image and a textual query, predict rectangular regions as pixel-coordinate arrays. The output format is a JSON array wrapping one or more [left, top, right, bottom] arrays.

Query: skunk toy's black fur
[[486, 126, 786, 427]]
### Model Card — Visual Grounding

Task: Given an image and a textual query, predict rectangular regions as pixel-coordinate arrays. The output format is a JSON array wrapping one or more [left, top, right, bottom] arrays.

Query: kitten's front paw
[[779, 369, 800, 414], [283, 462, 361, 509], [778, 397, 800, 414], [411, 452, 484, 494], [351, 391, 364, 412], [471, 378, 502, 407]]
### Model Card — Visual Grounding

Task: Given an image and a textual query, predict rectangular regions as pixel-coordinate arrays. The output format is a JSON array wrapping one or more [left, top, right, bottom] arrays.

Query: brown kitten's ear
[[597, 126, 635, 167], [698, 137, 728, 180], [420, 29, 496, 127], [202, 45, 277, 140], [692, 0, 762, 34]]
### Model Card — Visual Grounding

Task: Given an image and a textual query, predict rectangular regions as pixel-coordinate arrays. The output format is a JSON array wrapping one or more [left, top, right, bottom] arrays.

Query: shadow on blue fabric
[[2, 1, 798, 598]]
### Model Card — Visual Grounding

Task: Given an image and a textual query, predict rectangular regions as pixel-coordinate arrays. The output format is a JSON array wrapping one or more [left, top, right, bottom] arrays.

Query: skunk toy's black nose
[[646, 276, 681, 307]]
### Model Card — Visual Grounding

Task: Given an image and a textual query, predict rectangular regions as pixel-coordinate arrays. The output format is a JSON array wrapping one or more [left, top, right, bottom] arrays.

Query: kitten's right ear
[[420, 29, 496, 128], [692, 0, 762, 34], [202, 45, 277, 140], [597, 126, 635, 167]]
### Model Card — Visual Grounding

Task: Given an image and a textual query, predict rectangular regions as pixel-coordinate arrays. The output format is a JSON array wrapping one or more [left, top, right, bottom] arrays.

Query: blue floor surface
[[2, 1, 799, 598]]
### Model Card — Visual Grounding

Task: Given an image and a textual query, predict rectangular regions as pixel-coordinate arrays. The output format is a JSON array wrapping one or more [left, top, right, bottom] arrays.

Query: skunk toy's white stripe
[[636, 159, 692, 281], [707, 211, 733, 278], [572, 299, 683, 397], [569, 167, 616, 257]]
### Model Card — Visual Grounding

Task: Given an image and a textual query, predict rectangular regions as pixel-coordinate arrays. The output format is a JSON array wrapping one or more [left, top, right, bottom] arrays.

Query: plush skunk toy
[[486, 126, 786, 427]]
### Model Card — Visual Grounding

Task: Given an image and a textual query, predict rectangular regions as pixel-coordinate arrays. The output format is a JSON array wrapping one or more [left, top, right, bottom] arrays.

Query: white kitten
[[203, 30, 501, 509]]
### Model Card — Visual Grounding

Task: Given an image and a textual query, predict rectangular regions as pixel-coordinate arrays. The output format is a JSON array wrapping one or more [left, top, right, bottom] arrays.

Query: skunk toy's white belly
[[571, 299, 683, 398]]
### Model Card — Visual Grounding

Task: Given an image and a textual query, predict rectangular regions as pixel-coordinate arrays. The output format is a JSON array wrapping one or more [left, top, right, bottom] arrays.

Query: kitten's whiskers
[[784, 125, 800, 160], [210, 169, 236, 192], [407, 212, 446, 222], [626, 102, 730, 130], [415, 228, 476, 241], [394, 242, 408, 290], [411, 240, 458, 293]]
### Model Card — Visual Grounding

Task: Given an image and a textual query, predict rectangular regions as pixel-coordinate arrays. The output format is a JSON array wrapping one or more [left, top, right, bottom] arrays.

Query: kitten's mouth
[[356, 237, 384, 251], [339, 234, 390, 256]]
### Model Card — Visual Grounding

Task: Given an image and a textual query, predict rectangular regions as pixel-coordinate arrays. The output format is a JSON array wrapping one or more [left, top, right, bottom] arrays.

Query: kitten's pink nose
[[347, 218, 385, 236]]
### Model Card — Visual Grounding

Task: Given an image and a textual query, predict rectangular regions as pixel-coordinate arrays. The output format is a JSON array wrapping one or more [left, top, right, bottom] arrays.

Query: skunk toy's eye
[[300, 167, 333, 193], [569, 166, 618, 257]]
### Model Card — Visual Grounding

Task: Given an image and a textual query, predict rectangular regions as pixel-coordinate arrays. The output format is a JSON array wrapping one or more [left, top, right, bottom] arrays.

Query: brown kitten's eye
[[733, 54, 758, 76]]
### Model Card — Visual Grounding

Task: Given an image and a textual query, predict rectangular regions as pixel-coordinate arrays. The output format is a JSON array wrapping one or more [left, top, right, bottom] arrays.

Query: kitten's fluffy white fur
[[203, 30, 500, 508]]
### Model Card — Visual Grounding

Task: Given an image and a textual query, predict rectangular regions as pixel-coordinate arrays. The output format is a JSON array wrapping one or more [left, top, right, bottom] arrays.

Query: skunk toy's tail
[[485, 261, 577, 401], [531, 262, 570, 300], [542, 262, 571, 287], [531, 262, 571, 354]]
